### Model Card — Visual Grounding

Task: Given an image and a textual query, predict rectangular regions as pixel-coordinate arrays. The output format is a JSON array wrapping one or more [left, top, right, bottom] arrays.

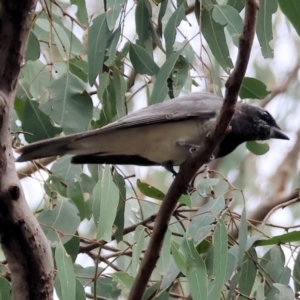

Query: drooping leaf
[[278, 0, 300, 37], [209, 221, 228, 299], [106, 27, 121, 68], [112, 170, 126, 242], [88, 14, 111, 85], [158, 0, 168, 36], [239, 248, 257, 296], [106, 0, 125, 30], [256, 0, 278, 58], [95, 166, 119, 241], [25, 31, 40, 61], [180, 236, 208, 300], [164, 5, 185, 57], [293, 250, 300, 292], [55, 243, 76, 300], [157, 229, 171, 274], [150, 49, 183, 104], [131, 225, 145, 276], [135, 0, 152, 46], [201, 8, 233, 73]]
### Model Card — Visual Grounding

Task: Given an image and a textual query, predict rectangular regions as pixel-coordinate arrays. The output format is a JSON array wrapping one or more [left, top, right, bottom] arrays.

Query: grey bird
[[16, 92, 289, 175]]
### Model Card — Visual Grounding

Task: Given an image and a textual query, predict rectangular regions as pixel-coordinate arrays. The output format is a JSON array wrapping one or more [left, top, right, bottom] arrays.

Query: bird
[[16, 92, 289, 175]]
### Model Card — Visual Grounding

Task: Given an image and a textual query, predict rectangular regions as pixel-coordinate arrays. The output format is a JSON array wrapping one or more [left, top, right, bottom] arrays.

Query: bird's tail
[[15, 135, 76, 162]]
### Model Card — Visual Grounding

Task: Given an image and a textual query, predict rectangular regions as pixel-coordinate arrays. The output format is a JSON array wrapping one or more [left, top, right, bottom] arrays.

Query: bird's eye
[[263, 111, 270, 120]]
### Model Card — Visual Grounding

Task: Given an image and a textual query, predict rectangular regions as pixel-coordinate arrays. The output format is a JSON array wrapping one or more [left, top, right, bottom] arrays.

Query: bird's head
[[232, 103, 289, 141], [216, 103, 289, 158]]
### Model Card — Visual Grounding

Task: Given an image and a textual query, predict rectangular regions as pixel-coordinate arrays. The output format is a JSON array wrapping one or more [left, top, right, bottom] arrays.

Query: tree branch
[[0, 1, 53, 299], [128, 0, 259, 298]]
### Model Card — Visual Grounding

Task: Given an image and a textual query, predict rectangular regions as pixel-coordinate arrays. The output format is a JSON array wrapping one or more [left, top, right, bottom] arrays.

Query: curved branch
[[128, 0, 259, 298]]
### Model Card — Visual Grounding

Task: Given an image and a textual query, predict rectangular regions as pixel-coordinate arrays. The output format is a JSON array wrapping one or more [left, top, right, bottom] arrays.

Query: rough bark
[[0, 1, 54, 299]]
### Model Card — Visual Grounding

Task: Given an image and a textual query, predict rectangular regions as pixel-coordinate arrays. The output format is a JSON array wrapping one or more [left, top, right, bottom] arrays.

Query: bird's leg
[[162, 161, 178, 177]]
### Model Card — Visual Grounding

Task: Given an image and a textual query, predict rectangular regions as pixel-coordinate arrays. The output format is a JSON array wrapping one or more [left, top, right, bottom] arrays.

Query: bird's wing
[[87, 92, 223, 133], [16, 92, 223, 162]]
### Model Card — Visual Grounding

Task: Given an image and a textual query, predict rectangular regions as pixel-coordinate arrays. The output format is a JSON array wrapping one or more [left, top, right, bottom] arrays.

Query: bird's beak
[[271, 126, 289, 140]]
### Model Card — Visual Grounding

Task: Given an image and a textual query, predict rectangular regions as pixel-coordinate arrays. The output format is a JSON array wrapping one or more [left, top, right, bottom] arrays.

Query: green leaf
[[254, 231, 300, 247], [55, 243, 76, 300], [188, 197, 225, 243], [239, 249, 257, 296], [246, 141, 270, 155], [106, 27, 121, 68], [129, 43, 160, 75], [0, 277, 11, 299], [37, 199, 80, 246], [158, 0, 168, 36], [88, 14, 111, 85], [179, 194, 192, 207], [113, 170, 126, 242], [227, 0, 244, 12], [69, 58, 88, 82], [70, 0, 88, 25], [135, 0, 152, 46], [20, 60, 50, 100], [278, 0, 300, 37], [171, 242, 186, 275], [131, 225, 145, 276], [25, 31, 40, 61], [257, 282, 265, 300], [106, 0, 125, 30], [240, 77, 270, 99], [67, 173, 95, 220], [180, 236, 208, 300], [273, 283, 295, 300], [21, 98, 61, 143], [164, 5, 185, 57], [150, 49, 183, 105], [94, 277, 121, 299], [212, 5, 243, 46], [112, 72, 126, 119], [201, 8, 233, 73], [256, 0, 278, 58], [196, 178, 220, 197], [171, 55, 189, 96], [157, 228, 171, 275], [293, 250, 300, 292], [95, 166, 120, 241], [237, 209, 247, 268], [40, 73, 93, 134], [209, 221, 228, 300], [111, 272, 134, 297], [137, 179, 165, 200], [64, 235, 80, 263]]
